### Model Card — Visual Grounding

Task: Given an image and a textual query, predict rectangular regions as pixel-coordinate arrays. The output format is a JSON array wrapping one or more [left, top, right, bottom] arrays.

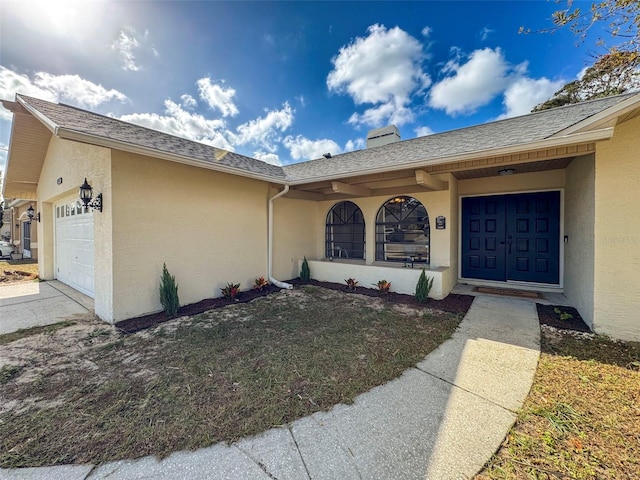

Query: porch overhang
[[285, 128, 611, 201]]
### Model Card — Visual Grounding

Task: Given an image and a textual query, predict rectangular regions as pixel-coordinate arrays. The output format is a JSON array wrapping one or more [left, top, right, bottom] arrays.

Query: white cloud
[[0, 65, 128, 113], [111, 28, 159, 72], [327, 24, 430, 127], [120, 99, 233, 150], [0, 143, 7, 174], [253, 151, 282, 166], [283, 135, 341, 161], [344, 138, 365, 152], [112, 31, 140, 71], [180, 94, 197, 108], [421, 26, 432, 37], [480, 27, 494, 41], [497, 77, 564, 119], [231, 103, 294, 152], [197, 77, 239, 117], [415, 126, 435, 137], [429, 47, 521, 115]]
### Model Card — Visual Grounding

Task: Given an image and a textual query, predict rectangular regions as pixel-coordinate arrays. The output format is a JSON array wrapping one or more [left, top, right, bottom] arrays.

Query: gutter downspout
[[268, 185, 294, 289]]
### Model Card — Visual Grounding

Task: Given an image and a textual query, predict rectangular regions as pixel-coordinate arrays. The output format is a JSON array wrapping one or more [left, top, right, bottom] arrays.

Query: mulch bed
[[115, 279, 475, 334], [536, 303, 591, 333]]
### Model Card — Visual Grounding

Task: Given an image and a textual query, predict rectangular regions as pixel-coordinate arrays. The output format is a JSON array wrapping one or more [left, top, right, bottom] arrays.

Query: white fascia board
[[286, 127, 614, 186], [55, 128, 288, 186], [550, 93, 640, 137]]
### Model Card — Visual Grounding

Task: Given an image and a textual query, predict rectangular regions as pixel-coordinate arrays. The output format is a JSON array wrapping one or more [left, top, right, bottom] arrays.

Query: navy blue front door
[[462, 191, 560, 284]]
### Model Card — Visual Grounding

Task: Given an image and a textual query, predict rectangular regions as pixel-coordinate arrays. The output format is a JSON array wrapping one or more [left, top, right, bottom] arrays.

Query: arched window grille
[[375, 196, 430, 264], [325, 201, 365, 259]]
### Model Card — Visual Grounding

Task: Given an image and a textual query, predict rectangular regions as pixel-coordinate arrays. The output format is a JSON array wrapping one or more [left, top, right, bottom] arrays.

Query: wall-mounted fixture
[[498, 168, 515, 176], [79, 178, 103, 212], [436, 216, 446, 230], [26, 204, 40, 222]]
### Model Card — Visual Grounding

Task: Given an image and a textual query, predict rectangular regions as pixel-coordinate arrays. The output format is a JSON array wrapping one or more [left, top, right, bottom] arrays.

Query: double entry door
[[462, 191, 560, 284]]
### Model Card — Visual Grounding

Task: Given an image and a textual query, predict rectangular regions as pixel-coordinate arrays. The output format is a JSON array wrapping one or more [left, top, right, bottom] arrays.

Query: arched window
[[376, 196, 430, 264], [325, 201, 365, 259]]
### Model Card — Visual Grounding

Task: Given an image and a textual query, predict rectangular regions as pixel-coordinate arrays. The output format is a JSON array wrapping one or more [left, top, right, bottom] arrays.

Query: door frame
[[458, 188, 565, 290]]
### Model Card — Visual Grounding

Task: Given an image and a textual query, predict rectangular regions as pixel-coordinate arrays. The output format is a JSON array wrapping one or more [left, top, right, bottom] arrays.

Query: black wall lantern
[[26, 204, 40, 223], [79, 178, 103, 212]]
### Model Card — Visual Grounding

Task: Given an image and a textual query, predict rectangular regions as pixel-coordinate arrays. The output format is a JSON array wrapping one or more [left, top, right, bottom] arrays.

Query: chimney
[[366, 125, 400, 149]]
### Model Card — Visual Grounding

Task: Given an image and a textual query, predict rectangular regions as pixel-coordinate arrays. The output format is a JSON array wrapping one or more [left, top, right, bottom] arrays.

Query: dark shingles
[[282, 94, 636, 181], [18, 95, 286, 179]]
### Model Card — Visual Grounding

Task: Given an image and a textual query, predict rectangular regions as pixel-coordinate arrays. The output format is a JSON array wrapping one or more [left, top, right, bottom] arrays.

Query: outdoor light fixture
[[79, 178, 103, 212], [498, 168, 516, 176], [26, 204, 40, 223]]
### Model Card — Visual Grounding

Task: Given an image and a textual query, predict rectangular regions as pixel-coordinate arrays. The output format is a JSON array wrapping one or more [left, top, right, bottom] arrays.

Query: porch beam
[[284, 189, 326, 201], [415, 169, 447, 191], [331, 181, 371, 197]]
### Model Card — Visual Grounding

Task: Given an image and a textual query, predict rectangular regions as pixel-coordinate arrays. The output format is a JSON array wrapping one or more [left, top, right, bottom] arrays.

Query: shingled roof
[[14, 92, 639, 186], [17, 95, 286, 180], [282, 93, 638, 182]]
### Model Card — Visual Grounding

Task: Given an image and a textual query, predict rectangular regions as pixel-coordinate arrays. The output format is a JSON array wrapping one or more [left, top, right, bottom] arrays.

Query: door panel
[[462, 191, 560, 284], [462, 195, 507, 281]]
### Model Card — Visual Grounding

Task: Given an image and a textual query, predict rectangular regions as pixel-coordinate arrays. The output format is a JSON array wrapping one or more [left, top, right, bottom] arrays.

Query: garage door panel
[[55, 200, 95, 298]]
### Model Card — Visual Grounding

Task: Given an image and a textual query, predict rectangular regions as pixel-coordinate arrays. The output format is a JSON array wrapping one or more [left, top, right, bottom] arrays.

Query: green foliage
[[554, 307, 574, 321], [159, 263, 180, 316], [221, 282, 241, 299], [0, 365, 22, 384], [300, 257, 311, 282], [0, 201, 4, 230], [415, 269, 434, 304]]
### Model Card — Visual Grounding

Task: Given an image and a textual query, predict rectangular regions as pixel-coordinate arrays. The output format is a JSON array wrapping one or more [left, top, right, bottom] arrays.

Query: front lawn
[[477, 326, 640, 479], [0, 286, 462, 468]]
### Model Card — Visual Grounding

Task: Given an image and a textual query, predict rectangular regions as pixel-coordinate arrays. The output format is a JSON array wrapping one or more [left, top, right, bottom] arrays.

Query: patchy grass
[[477, 327, 640, 480], [0, 260, 38, 284], [0, 287, 462, 468], [0, 321, 76, 346]]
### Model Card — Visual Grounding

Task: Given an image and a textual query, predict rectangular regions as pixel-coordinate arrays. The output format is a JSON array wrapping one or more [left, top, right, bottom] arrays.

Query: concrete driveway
[[0, 280, 94, 335]]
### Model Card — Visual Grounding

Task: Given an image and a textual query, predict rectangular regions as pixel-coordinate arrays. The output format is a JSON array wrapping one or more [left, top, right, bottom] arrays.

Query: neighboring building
[[2, 93, 639, 341]]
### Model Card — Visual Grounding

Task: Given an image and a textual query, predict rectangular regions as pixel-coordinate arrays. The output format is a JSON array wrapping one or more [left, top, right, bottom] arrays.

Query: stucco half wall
[[593, 114, 640, 341]]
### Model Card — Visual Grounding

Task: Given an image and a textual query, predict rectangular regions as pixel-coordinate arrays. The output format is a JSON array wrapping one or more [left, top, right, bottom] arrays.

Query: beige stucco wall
[[593, 115, 640, 341], [457, 169, 566, 197], [563, 154, 596, 329], [36, 136, 113, 320], [9, 203, 39, 259], [109, 151, 272, 322], [271, 195, 319, 281]]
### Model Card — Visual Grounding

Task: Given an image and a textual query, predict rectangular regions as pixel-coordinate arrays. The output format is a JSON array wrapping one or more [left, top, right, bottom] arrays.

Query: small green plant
[[253, 276, 269, 292], [221, 282, 241, 300], [415, 269, 434, 304], [0, 365, 22, 384], [159, 263, 180, 316], [345, 277, 359, 291], [300, 257, 311, 282], [554, 307, 574, 321], [375, 279, 391, 293]]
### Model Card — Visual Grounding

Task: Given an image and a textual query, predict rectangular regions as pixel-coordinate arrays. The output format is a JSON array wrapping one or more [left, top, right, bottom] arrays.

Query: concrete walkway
[[0, 281, 94, 335], [1, 294, 541, 480]]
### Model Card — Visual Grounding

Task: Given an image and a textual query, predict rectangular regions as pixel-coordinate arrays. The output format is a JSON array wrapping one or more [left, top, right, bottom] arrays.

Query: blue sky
[[0, 1, 608, 172]]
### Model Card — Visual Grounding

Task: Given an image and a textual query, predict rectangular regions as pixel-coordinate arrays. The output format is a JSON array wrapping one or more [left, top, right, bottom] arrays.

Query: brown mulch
[[115, 279, 475, 334], [536, 303, 591, 333]]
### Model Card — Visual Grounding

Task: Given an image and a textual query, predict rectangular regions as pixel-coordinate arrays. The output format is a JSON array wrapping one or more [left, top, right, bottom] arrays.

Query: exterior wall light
[[26, 204, 40, 222], [79, 178, 103, 212]]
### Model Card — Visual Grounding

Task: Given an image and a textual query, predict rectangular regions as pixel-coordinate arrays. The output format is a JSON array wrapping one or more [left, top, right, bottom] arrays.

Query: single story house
[[2, 93, 639, 341]]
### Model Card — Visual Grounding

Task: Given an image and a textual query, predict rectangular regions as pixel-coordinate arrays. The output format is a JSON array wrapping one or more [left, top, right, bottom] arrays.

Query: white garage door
[[55, 199, 95, 298]]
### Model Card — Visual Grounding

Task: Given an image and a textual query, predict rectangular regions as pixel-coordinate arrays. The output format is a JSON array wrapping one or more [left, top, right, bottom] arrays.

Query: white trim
[[457, 188, 564, 288]]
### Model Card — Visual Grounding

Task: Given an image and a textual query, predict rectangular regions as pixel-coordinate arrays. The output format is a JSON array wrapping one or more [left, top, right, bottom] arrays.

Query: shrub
[[345, 278, 359, 291], [300, 257, 311, 282], [415, 269, 434, 304], [375, 279, 391, 293], [253, 276, 269, 292], [221, 282, 241, 300], [159, 263, 180, 316]]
